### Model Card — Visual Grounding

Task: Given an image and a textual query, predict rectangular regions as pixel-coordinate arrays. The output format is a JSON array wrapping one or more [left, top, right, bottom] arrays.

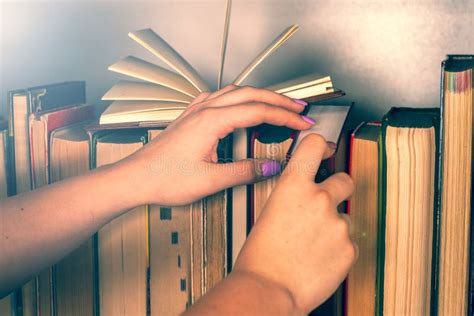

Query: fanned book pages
[[101, 11, 343, 126], [108, 56, 199, 97]]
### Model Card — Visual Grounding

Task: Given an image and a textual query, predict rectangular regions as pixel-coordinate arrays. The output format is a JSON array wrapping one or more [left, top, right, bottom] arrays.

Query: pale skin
[[0, 85, 356, 315]]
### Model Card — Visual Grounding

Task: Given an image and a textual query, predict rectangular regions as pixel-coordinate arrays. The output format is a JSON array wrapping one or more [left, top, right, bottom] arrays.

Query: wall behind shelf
[[0, 0, 473, 126]]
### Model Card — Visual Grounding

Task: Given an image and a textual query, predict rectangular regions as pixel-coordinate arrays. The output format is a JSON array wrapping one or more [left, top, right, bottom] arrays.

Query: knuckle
[[254, 102, 270, 115], [196, 107, 217, 120], [197, 92, 210, 99], [343, 242, 357, 263], [241, 85, 255, 94], [335, 217, 351, 238], [335, 172, 355, 193], [315, 189, 333, 207]]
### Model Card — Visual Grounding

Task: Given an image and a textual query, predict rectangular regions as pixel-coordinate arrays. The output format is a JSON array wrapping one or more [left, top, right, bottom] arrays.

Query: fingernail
[[294, 99, 308, 106], [301, 115, 316, 125], [327, 141, 337, 149], [261, 160, 281, 177]]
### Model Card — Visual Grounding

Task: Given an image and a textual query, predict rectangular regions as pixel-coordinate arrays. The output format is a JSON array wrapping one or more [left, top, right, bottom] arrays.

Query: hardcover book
[[377, 108, 440, 316], [91, 130, 148, 316], [249, 104, 352, 315], [49, 124, 95, 316], [345, 121, 381, 316], [0, 117, 15, 316], [438, 54, 474, 316]]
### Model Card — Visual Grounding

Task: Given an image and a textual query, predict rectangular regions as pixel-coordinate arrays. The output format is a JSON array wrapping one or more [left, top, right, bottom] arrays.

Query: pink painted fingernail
[[327, 141, 337, 149], [301, 115, 316, 125], [261, 160, 281, 177], [294, 99, 308, 106]]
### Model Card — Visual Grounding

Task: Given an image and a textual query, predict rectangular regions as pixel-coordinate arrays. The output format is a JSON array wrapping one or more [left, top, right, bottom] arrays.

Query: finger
[[203, 84, 239, 101], [204, 85, 307, 113], [318, 172, 354, 205], [281, 134, 335, 182], [203, 103, 314, 139], [208, 159, 282, 190], [175, 92, 212, 121], [183, 85, 240, 118], [335, 213, 358, 263], [338, 213, 354, 237], [189, 91, 211, 107]]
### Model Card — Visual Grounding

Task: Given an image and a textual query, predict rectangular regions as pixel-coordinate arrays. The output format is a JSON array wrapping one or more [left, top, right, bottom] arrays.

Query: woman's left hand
[[116, 85, 314, 206]]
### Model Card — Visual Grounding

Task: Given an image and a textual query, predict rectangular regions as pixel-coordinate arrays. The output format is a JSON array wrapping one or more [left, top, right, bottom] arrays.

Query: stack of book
[[345, 55, 474, 316]]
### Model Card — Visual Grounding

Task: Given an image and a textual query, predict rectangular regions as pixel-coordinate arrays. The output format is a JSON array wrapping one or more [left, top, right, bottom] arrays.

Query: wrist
[[230, 269, 303, 316], [96, 160, 149, 210]]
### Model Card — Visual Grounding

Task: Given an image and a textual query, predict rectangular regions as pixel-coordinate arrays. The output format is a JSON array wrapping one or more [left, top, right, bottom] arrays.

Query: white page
[[291, 105, 351, 153]]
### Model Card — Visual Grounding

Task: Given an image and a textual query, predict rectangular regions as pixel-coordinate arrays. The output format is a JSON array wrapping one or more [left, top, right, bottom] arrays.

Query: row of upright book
[[0, 75, 346, 316], [0, 81, 228, 316], [0, 51, 472, 315], [346, 55, 474, 316], [0, 22, 350, 316]]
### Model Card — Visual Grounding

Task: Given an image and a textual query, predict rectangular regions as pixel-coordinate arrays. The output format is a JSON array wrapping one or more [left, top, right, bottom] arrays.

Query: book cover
[[345, 121, 381, 316], [29, 103, 95, 189], [8, 81, 86, 194]]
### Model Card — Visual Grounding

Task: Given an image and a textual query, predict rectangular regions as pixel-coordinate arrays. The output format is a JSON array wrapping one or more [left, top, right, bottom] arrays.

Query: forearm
[[0, 161, 140, 297], [184, 270, 302, 316]]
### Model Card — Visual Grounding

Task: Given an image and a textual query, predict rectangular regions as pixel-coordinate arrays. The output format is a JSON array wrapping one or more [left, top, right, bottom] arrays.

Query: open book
[[100, 5, 341, 126]]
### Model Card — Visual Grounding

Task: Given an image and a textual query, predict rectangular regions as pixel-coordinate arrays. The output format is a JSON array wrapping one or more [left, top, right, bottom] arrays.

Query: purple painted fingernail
[[294, 99, 308, 106], [301, 115, 316, 125], [261, 160, 281, 177]]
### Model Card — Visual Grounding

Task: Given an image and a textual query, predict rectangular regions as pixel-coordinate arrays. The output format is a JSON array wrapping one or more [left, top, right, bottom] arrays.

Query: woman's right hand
[[232, 134, 357, 314]]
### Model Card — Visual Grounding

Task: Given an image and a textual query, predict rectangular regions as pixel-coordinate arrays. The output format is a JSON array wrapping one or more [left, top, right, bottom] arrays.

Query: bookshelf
[[0, 1, 473, 316]]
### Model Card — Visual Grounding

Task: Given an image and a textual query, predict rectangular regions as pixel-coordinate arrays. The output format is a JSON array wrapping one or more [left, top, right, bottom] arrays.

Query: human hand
[[232, 134, 357, 314], [114, 85, 315, 206]]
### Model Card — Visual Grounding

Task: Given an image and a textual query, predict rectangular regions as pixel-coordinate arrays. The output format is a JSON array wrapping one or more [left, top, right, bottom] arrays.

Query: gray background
[[1, 0, 473, 125]]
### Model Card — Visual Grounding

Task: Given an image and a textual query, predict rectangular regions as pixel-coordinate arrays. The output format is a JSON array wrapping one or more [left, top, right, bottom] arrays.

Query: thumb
[[282, 133, 335, 182], [210, 159, 282, 189]]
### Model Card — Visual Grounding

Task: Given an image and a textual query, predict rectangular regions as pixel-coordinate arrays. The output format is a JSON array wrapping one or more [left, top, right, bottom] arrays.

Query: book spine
[[28, 82, 86, 113], [7, 91, 17, 196], [87, 130, 100, 316]]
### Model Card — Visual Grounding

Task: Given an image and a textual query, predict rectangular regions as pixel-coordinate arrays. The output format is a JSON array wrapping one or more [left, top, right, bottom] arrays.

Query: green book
[[377, 108, 440, 316]]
